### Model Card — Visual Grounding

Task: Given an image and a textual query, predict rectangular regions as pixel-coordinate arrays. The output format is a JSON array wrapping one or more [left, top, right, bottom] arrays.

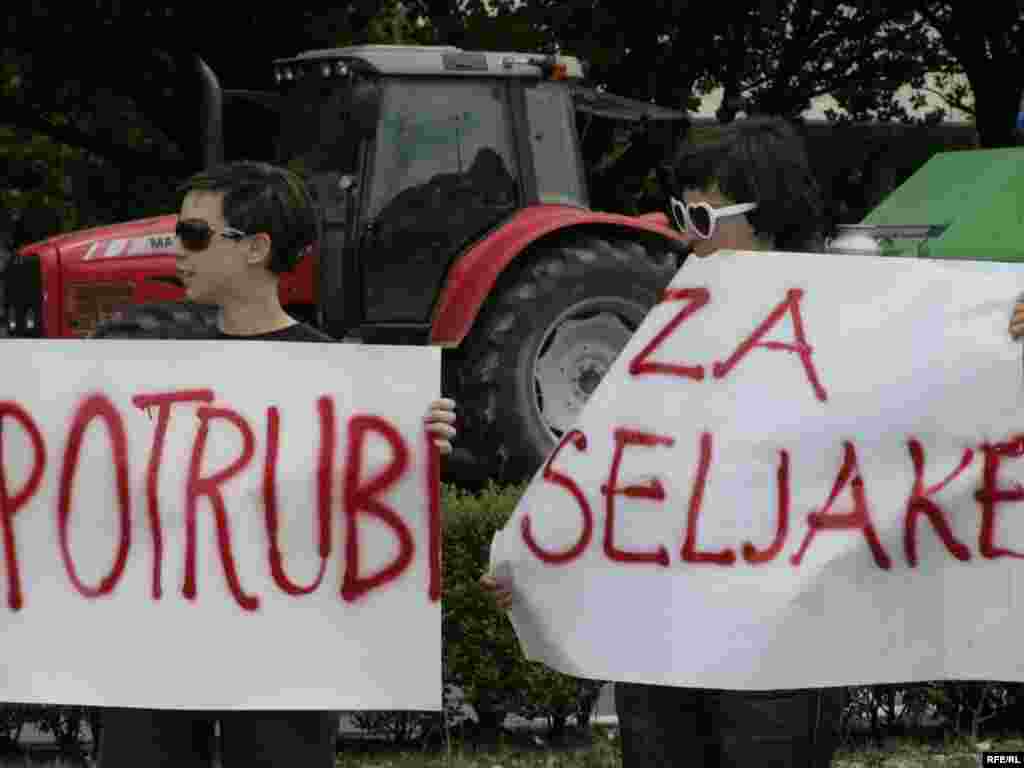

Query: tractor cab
[[271, 45, 593, 342]]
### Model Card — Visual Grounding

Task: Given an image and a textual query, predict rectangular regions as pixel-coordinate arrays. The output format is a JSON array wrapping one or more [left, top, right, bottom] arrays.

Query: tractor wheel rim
[[533, 299, 637, 438]]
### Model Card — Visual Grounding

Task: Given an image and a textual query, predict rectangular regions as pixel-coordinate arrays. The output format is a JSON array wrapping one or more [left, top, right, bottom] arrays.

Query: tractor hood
[[856, 147, 1024, 262], [35, 215, 180, 267]]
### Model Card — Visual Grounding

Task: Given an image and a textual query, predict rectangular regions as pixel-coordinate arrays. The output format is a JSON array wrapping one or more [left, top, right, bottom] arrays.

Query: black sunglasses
[[175, 219, 249, 252]]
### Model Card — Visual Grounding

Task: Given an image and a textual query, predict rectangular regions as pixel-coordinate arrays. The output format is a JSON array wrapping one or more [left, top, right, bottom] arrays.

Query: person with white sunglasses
[[665, 118, 826, 259], [482, 117, 842, 768], [616, 117, 842, 768]]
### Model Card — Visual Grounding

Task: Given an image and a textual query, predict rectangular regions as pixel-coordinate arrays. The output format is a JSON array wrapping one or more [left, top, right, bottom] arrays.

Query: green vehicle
[[826, 147, 1024, 261]]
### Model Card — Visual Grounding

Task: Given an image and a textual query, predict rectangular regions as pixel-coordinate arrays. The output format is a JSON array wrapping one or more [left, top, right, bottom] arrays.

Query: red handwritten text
[[58, 395, 133, 598], [629, 286, 827, 404], [0, 402, 46, 611], [0, 393, 437, 612], [682, 432, 736, 565], [186, 406, 260, 611], [132, 390, 215, 599], [522, 430, 594, 564], [975, 436, 1024, 559], [341, 415, 414, 602], [628, 288, 710, 379], [904, 440, 973, 567]]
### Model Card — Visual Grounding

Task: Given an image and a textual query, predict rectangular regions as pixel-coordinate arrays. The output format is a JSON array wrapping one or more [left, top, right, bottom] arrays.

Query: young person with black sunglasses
[[481, 117, 844, 767], [93, 161, 457, 768]]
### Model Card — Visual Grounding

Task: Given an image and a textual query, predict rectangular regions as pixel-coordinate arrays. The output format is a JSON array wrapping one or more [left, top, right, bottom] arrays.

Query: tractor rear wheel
[[91, 302, 220, 339], [455, 233, 681, 486]]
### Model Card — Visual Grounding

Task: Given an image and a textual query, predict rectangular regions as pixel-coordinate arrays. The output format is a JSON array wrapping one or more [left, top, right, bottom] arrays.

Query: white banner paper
[[0, 340, 440, 710], [491, 249, 1024, 690]]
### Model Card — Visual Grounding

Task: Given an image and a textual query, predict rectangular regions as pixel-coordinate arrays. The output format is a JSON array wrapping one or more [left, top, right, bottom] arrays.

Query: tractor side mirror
[[308, 173, 355, 229]]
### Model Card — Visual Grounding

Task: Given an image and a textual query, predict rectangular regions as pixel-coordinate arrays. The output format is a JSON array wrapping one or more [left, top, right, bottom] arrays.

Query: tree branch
[[0, 98, 179, 175], [919, 85, 976, 116]]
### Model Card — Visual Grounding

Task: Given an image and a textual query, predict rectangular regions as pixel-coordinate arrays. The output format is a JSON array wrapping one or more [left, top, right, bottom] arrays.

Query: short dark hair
[[668, 118, 824, 251], [179, 161, 319, 274]]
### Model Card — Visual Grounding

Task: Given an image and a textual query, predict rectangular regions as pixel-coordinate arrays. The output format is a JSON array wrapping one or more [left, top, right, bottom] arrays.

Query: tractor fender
[[430, 204, 690, 346]]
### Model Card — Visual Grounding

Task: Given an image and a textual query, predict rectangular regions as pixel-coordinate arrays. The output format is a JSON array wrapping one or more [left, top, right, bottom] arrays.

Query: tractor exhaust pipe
[[197, 56, 224, 169]]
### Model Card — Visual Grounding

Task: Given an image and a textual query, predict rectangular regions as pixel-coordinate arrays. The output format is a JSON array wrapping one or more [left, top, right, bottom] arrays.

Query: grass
[[832, 735, 1024, 768], [2, 730, 1020, 767], [332, 730, 1024, 768]]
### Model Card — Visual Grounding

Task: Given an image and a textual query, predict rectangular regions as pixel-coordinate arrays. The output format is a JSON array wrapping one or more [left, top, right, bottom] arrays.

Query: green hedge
[[441, 482, 605, 740]]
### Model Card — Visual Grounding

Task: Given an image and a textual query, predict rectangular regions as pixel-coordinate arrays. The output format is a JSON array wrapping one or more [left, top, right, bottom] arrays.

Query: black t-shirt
[[215, 322, 335, 343]]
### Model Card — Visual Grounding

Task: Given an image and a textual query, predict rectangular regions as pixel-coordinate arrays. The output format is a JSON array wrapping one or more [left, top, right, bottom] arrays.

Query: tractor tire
[[91, 302, 219, 340], [455, 232, 682, 486]]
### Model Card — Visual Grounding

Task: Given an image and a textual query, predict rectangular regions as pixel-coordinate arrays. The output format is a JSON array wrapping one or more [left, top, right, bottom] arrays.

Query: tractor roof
[[271, 44, 688, 121], [273, 44, 585, 80]]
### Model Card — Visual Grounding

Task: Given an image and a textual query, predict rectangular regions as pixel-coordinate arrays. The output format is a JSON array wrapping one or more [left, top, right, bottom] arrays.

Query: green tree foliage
[[914, 0, 1024, 147], [716, 1, 940, 123], [1, 3, 429, 239]]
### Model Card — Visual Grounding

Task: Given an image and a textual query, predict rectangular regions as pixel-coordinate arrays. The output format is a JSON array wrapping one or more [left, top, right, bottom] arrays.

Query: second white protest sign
[[492, 249, 1024, 689]]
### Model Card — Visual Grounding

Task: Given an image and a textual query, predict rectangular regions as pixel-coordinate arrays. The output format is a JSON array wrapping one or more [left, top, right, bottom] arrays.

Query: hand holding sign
[[479, 561, 514, 610], [424, 398, 457, 454], [1009, 296, 1024, 340]]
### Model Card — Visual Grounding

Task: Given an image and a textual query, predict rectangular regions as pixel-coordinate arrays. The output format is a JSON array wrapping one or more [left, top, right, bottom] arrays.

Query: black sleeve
[[271, 322, 337, 343]]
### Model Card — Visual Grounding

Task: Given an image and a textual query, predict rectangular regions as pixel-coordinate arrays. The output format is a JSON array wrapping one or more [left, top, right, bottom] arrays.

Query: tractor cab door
[[356, 78, 521, 341], [276, 74, 377, 338]]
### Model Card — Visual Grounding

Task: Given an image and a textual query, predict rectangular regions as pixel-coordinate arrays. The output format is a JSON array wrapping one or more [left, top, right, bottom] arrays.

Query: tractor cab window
[[367, 78, 518, 240], [523, 81, 587, 207], [360, 78, 519, 323]]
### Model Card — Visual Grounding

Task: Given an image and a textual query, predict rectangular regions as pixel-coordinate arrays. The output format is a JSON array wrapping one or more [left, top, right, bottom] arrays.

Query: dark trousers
[[97, 708, 337, 768], [615, 683, 844, 768]]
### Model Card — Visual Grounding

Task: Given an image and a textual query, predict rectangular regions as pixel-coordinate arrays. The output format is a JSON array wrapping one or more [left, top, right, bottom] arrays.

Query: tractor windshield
[[365, 78, 519, 222]]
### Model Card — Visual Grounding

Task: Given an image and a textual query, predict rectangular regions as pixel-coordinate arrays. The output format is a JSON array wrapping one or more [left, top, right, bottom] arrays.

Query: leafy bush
[[928, 681, 1015, 741], [0, 703, 36, 754], [347, 710, 441, 746], [33, 704, 96, 758], [442, 482, 533, 730], [442, 481, 606, 738]]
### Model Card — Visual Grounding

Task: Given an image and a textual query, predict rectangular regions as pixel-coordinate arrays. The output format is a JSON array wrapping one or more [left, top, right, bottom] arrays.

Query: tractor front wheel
[[456, 233, 681, 486]]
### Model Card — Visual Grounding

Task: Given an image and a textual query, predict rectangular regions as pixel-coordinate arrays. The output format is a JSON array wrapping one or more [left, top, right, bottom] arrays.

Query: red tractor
[[2, 45, 692, 483]]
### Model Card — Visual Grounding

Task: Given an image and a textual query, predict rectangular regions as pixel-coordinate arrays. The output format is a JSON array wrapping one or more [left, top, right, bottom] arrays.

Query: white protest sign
[[491, 249, 1024, 690], [0, 340, 440, 710]]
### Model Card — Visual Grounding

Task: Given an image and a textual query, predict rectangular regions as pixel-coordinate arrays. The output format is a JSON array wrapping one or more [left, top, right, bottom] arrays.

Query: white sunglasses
[[669, 196, 758, 240]]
